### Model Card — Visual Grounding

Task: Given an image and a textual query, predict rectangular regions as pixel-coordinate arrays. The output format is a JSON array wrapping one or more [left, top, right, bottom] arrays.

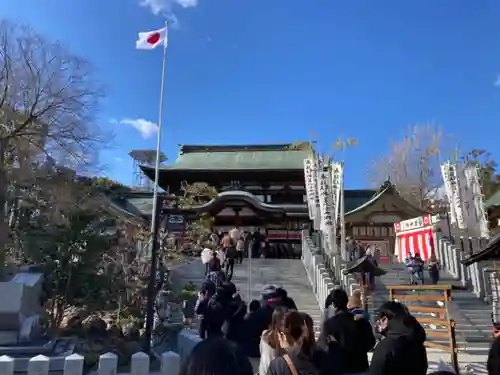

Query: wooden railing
[[387, 285, 458, 373]]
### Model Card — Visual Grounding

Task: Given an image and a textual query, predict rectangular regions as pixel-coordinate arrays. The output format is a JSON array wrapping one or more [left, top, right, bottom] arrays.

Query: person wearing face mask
[[319, 288, 375, 375], [370, 301, 428, 375]]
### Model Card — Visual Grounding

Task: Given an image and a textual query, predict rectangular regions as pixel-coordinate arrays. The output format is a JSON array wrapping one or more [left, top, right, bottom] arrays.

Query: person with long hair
[[259, 307, 287, 375], [266, 310, 325, 375]]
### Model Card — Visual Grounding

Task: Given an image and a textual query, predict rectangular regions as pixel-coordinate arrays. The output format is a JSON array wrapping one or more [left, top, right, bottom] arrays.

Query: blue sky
[[2, 0, 500, 188]]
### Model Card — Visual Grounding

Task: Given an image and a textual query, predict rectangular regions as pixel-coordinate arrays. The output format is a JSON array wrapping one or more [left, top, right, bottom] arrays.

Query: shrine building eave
[[190, 191, 287, 215], [462, 234, 500, 266]]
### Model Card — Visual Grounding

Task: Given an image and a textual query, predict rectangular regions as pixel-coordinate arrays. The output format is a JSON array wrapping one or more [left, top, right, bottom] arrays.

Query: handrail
[[387, 284, 458, 374]]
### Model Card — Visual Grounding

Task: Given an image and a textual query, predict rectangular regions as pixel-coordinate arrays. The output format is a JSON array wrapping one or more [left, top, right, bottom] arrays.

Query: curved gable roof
[[345, 182, 427, 217], [192, 191, 285, 214]]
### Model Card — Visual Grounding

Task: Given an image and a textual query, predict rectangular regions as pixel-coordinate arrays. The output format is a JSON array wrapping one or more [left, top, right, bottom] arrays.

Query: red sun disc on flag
[[147, 32, 161, 45], [395, 223, 400, 231], [423, 216, 429, 225]]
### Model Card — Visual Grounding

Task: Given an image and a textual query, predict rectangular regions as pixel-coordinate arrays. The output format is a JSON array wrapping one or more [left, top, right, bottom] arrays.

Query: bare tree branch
[[0, 21, 109, 275], [367, 123, 455, 209]]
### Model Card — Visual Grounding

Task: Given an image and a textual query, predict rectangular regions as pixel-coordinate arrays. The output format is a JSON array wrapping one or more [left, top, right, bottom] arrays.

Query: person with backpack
[[207, 251, 224, 286], [203, 285, 232, 339], [319, 288, 375, 375]]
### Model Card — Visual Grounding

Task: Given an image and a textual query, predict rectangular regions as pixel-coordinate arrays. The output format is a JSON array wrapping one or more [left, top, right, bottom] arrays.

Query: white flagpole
[[150, 22, 168, 238]]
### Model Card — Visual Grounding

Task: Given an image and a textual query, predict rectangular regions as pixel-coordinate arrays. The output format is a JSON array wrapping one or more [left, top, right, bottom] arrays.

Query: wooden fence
[[388, 284, 459, 374], [0, 351, 180, 375]]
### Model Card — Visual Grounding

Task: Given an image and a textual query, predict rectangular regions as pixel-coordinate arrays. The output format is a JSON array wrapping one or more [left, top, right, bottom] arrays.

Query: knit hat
[[261, 285, 280, 301]]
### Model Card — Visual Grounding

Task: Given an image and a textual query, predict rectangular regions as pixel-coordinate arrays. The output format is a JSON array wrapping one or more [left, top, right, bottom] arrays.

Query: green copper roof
[[486, 190, 500, 208], [159, 144, 310, 170]]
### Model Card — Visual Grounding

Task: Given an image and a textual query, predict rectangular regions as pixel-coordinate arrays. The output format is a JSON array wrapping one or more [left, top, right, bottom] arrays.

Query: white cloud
[[118, 118, 159, 139], [115, 157, 124, 162], [139, 0, 199, 24], [494, 75, 500, 87]]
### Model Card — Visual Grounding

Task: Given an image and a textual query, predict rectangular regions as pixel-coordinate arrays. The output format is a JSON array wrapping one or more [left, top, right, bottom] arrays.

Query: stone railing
[[0, 351, 180, 375], [0, 329, 205, 375], [302, 230, 343, 311], [303, 230, 493, 306], [436, 234, 491, 302]]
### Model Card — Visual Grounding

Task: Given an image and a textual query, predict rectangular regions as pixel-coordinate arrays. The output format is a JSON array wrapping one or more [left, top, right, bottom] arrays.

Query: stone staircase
[[233, 259, 322, 334], [364, 262, 493, 350], [170, 259, 322, 336]]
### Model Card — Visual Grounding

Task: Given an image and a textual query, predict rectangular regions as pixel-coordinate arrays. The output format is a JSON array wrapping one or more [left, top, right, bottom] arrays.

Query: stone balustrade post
[[0, 355, 15, 375], [131, 352, 150, 375], [161, 351, 180, 375], [63, 353, 85, 375], [98, 352, 118, 375], [28, 355, 50, 375]]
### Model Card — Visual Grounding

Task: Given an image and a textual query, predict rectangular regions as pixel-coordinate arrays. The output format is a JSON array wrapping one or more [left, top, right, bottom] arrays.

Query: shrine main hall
[[116, 143, 427, 259]]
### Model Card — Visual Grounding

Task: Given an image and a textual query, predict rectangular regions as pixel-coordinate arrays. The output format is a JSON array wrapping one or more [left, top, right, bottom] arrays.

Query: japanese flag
[[136, 26, 168, 50]]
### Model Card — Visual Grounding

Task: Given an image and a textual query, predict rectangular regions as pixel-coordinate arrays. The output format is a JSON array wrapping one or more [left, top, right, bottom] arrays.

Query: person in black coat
[[277, 288, 298, 310], [179, 338, 253, 375], [370, 301, 428, 375], [202, 285, 232, 339], [223, 282, 248, 345], [195, 281, 216, 339], [225, 244, 238, 282], [488, 334, 500, 375], [319, 288, 375, 375], [242, 286, 286, 357]]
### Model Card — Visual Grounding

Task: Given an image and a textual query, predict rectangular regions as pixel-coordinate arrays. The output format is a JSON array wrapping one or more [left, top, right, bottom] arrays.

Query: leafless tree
[[367, 123, 454, 210], [0, 21, 107, 276]]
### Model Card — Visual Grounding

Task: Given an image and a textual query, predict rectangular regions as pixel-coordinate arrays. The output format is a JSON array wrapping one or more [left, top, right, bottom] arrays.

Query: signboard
[[394, 215, 431, 234], [166, 214, 186, 232], [267, 230, 301, 240]]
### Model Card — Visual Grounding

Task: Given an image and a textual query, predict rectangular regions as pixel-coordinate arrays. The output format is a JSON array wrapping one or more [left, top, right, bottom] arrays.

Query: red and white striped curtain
[[395, 228, 435, 262]]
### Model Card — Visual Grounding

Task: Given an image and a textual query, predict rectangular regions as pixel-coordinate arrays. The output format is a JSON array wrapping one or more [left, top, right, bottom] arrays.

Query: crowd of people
[[184, 231, 499, 375], [207, 229, 301, 260], [403, 253, 440, 285], [190, 277, 436, 375]]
